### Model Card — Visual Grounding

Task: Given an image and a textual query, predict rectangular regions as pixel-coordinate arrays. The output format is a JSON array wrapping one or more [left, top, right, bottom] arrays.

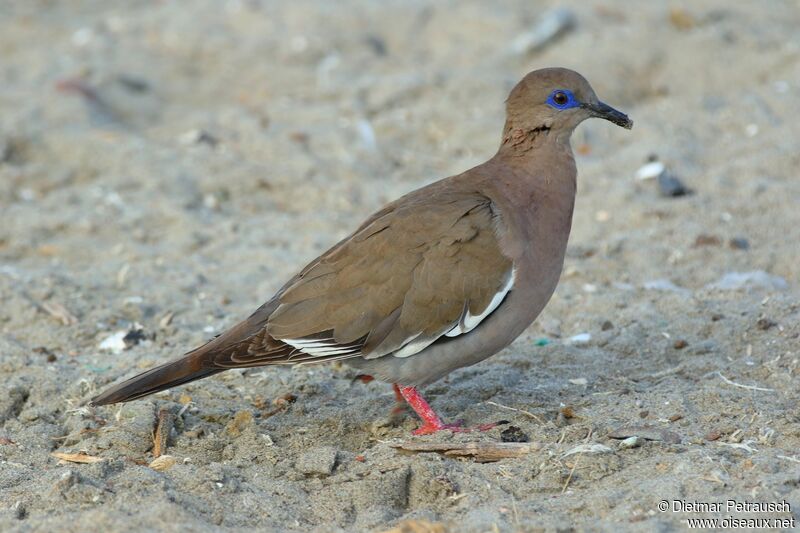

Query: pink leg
[[397, 385, 457, 435]]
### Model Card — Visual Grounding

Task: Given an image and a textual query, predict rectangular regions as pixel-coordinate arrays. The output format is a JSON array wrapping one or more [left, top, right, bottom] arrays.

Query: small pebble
[[273, 392, 298, 406], [295, 446, 338, 476], [559, 406, 576, 419], [500, 425, 529, 443], [55, 470, 78, 491], [658, 171, 691, 197], [363, 35, 387, 56], [34, 346, 57, 362], [122, 328, 149, 348], [179, 129, 218, 147], [673, 339, 688, 349], [13, 501, 26, 520], [705, 430, 721, 441], [669, 7, 695, 30], [689, 339, 717, 355], [116, 75, 150, 93], [756, 318, 776, 330], [729, 237, 750, 250], [619, 436, 645, 449], [693, 234, 721, 247], [601, 320, 614, 331], [225, 410, 254, 437]]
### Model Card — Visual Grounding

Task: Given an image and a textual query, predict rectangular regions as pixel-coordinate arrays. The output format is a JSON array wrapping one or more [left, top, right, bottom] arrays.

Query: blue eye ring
[[546, 89, 579, 110]]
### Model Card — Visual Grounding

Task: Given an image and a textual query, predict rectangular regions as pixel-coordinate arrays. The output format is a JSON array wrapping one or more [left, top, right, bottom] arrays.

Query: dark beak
[[582, 101, 633, 129]]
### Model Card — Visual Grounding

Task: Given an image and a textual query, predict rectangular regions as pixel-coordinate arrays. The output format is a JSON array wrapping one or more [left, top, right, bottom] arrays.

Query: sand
[[1, 1, 799, 531]]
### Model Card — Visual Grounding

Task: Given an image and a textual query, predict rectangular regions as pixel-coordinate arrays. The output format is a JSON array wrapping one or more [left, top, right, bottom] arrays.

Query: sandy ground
[[1, 1, 800, 531]]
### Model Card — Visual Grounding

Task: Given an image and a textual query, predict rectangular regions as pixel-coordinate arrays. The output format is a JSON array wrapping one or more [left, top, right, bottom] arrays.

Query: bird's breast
[[491, 165, 577, 325]]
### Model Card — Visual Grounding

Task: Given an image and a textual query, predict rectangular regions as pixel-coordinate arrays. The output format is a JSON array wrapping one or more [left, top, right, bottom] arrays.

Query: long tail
[[90, 299, 280, 406], [90, 354, 222, 405]]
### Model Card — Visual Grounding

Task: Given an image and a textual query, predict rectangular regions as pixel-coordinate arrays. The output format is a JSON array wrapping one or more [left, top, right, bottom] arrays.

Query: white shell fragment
[[562, 443, 614, 457], [567, 333, 591, 345], [98, 331, 127, 354], [635, 161, 666, 181]]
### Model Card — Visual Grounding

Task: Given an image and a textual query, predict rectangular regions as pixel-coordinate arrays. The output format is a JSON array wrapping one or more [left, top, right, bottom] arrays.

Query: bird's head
[[504, 68, 632, 141]]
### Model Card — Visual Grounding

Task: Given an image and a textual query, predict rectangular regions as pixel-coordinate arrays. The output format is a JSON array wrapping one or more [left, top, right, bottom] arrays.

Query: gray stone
[[295, 446, 338, 476]]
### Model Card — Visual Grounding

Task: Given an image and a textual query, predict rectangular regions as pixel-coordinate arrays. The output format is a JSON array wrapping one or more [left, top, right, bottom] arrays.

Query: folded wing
[[209, 189, 514, 368]]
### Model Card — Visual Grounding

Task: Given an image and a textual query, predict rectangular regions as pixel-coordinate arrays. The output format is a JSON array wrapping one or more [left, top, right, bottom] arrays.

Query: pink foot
[[412, 422, 465, 435], [412, 420, 500, 435]]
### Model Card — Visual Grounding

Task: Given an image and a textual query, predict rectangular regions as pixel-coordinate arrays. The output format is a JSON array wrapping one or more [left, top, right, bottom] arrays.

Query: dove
[[92, 68, 632, 435]]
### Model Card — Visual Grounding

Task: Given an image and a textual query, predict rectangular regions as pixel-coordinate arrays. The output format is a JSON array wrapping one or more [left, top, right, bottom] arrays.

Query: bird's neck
[[499, 125, 550, 155], [497, 119, 573, 157], [495, 119, 576, 181], [488, 123, 578, 242], [486, 133, 578, 269]]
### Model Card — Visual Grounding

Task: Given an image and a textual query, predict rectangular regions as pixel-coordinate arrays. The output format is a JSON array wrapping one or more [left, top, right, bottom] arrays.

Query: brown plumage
[[91, 68, 632, 434]]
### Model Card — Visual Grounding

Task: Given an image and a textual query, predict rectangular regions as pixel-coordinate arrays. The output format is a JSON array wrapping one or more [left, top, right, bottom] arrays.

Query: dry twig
[[51, 452, 105, 464], [562, 452, 581, 493], [153, 408, 174, 458], [393, 441, 536, 462], [716, 372, 774, 392]]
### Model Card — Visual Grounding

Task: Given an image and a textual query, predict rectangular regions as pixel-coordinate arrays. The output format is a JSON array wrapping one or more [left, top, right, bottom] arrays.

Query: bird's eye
[[546, 89, 577, 110]]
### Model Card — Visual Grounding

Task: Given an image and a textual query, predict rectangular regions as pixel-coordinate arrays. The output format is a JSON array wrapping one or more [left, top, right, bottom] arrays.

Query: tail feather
[[90, 299, 279, 406], [90, 355, 222, 406]]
